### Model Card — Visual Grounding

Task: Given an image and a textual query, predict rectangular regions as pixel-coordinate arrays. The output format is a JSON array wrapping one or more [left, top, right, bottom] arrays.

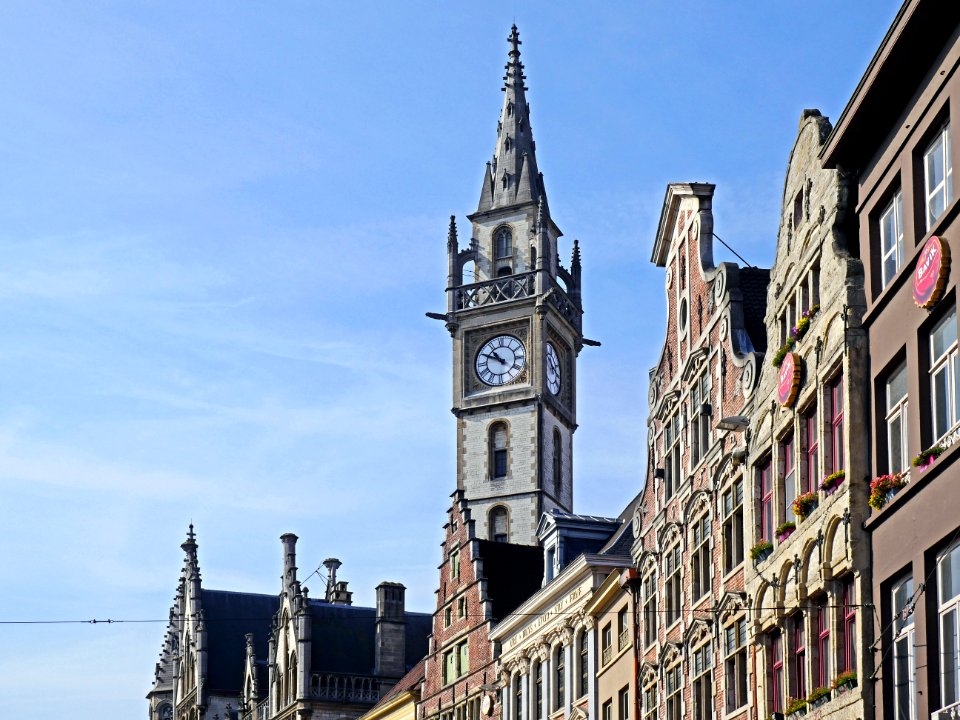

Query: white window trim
[[939, 543, 960, 709], [924, 123, 953, 230], [881, 190, 905, 287], [886, 363, 909, 475], [930, 310, 959, 443]]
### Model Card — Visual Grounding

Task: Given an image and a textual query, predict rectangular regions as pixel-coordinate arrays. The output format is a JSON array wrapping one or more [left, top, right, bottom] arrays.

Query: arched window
[[496, 228, 513, 259], [489, 506, 509, 543], [462, 259, 476, 285], [553, 428, 562, 496], [288, 652, 297, 705], [489, 422, 509, 479], [554, 645, 566, 710]]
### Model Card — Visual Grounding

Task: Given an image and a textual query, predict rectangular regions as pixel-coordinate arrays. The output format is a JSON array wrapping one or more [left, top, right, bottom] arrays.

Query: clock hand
[[489, 351, 507, 365]]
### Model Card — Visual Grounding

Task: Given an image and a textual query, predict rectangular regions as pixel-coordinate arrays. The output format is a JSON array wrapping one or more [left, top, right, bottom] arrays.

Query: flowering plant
[[820, 469, 845, 492], [772, 305, 820, 367], [776, 521, 796, 540], [785, 697, 807, 716], [750, 539, 774, 561], [831, 670, 857, 689], [868, 473, 907, 510], [807, 686, 831, 704], [792, 491, 819, 520], [911, 444, 945, 468]]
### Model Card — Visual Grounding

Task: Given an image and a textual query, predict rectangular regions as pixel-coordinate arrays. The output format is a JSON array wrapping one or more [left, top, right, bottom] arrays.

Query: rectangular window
[[665, 665, 682, 720], [555, 647, 565, 710], [579, 631, 589, 698], [782, 434, 797, 523], [930, 308, 960, 442], [535, 662, 543, 720], [759, 460, 773, 542], [693, 644, 713, 720], [515, 676, 523, 720], [618, 607, 629, 650], [603, 701, 613, 720], [450, 550, 460, 580], [664, 414, 681, 500], [893, 576, 916, 720], [643, 572, 657, 647], [458, 596, 467, 618], [444, 649, 456, 684], [494, 449, 508, 478], [725, 618, 748, 712], [839, 576, 857, 673], [792, 613, 806, 701], [723, 480, 745, 573], [924, 123, 953, 230], [602, 623, 613, 665], [770, 631, 784, 714], [939, 543, 960, 708], [665, 545, 682, 626], [803, 406, 819, 494], [815, 596, 830, 688], [619, 686, 630, 720], [643, 684, 658, 720], [444, 606, 453, 627], [886, 362, 909, 474], [881, 190, 905, 287], [458, 641, 469, 676], [692, 374, 711, 466], [692, 515, 711, 601], [826, 374, 845, 474]]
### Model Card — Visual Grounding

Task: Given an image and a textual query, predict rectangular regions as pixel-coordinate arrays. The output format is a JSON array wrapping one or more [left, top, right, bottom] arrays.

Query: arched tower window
[[462, 259, 476, 285], [530, 244, 538, 268], [495, 228, 513, 259], [489, 506, 509, 543], [497, 265, 513, 277], [489, 422, 509, 479], [288, 652, 297, 705], [553, 427, 562, 496]]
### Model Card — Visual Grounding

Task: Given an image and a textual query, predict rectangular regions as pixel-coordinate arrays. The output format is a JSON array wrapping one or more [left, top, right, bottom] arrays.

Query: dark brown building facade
[[823, 3, 960, 720]]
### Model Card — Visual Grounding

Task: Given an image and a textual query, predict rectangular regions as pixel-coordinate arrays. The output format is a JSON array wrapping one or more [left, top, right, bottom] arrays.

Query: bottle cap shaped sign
[[777, 352, 801, 407], [914, 235, 951, 309]]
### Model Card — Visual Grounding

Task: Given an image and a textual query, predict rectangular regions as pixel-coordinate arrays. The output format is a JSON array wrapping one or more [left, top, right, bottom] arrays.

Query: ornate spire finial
[[187, 523, 195, 542], [447, 215, 458, 248], [572, 239, 581, 270]]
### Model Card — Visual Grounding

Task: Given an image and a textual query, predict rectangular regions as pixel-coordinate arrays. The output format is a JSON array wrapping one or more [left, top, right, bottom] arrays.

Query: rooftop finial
[[572, 239, 581, 270], [187, 523, 195, 542], [503, 25, 526, 92], [447, 215, 458, 248]]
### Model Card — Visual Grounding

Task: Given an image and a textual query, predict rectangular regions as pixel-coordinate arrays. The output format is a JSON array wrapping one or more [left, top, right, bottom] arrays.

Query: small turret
[[280, 533, 298, 593]]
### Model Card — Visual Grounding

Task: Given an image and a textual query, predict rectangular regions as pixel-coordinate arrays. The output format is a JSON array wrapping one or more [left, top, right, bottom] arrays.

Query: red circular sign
[[914, 236, 951, 308], [777, 352, 801, 407]]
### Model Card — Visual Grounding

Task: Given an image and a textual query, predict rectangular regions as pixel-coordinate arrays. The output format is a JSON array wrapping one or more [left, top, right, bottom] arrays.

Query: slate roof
[[200, 590, 432, 697], [596, 491, 643, 558], [475, 540, 544, 622], [739, 267, 771, 353], [201, 589, 279, 696], [367, 656, 426, 712], [307, 601, 432, 676]]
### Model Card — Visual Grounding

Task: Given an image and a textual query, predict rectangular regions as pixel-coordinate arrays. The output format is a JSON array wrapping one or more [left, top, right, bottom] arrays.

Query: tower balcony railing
[[455, 272, 535, 310], [309, 672, 380, 704]]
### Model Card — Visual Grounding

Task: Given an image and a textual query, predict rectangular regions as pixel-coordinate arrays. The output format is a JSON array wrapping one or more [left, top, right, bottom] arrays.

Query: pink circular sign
[[777, 352, 800, 407], [914, 235, 951, 308]]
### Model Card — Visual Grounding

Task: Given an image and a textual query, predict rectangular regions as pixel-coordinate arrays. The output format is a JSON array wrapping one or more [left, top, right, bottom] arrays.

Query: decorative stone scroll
[[914, 235, 951, 308], [777, 352, 801, 407]]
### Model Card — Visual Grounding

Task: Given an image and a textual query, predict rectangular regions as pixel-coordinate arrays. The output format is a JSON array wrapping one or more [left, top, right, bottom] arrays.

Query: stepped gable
[[474, 539, 544, 621]]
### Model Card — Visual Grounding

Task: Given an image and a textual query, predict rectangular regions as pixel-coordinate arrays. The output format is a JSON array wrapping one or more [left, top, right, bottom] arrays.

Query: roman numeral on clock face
[[475, 334, 527, 387]]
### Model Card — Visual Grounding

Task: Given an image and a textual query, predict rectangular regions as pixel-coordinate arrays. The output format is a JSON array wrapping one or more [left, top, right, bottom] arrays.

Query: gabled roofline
[[651, 182, 715, 267]]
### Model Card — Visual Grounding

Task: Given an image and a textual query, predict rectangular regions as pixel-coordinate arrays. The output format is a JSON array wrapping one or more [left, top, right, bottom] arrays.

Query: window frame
[[892, 575, 916, 720], [802, 405, 819, 494], [691, 515, 711, 602], [886, 362, 910, 475], [923, 122, 953, 230], [839, 576, 857, 674], [663, 413, 682, 501], [759, 459, 773, 543], [826, 374, 845, 475], [815, 596, 831, 689], [691, 374, 711, 466], [665, 663, 682, 720], [770, 630, 784, 714], [642, 568, 658, 648], [938, 542, 960, 709], [792, 612, 806, 703], [880, 189, 905, 287], [722, 479, 745, 573], [692, 642, 713, 720], [929, 308, 959, 443], [781, 433, 797, 524], [724, 617, 748, 713], [664, 543, 682, 627]]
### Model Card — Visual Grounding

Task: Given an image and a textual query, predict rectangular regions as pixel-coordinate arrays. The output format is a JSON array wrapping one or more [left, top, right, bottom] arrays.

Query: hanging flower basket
[[819, 469, 845, 494], [785, 697, 808, 718], [776, 521, 796, 542], [868, 473, 908, 511], [750, 540, 774, 562], [807, 687, 831, 709], [911, 444, 945, 471], [792, 491, 819, 521], [831, 670, 857, 692]]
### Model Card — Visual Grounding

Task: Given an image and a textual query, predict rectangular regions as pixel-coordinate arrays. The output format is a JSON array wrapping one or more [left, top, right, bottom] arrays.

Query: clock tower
[[440, 26, 584, 546]]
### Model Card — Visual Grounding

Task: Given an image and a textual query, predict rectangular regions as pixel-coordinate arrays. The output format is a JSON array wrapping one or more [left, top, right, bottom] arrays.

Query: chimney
[[374, 582, 407, 678], [323, 558, 341, 602], [281, 534, 298, 592]]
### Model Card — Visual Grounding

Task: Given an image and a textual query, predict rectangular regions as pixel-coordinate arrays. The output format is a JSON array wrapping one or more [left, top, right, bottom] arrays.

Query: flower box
[[819, 469, 845, 494], [776, 522, 796, 542], [750, 540, 774, 562], [869, 473, 908, 511], [792, 491, 819, 521], [912, 444, 944, 471], [784, 698, 808, 718], [806, 687, 831, 709], [831, 670, 858, 693], [772, 305, 820, 368]]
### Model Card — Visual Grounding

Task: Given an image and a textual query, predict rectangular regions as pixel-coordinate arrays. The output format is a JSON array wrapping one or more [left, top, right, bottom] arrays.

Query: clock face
[[475, 335, 526, 386], [545, 342, 561, 395]]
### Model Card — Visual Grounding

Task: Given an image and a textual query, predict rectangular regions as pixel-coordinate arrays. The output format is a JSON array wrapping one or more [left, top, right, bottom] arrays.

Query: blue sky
[[0, 2, 895, 717]]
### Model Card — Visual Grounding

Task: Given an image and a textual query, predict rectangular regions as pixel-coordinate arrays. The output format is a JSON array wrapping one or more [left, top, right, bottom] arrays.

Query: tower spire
[[479, 24, 544, 213]]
